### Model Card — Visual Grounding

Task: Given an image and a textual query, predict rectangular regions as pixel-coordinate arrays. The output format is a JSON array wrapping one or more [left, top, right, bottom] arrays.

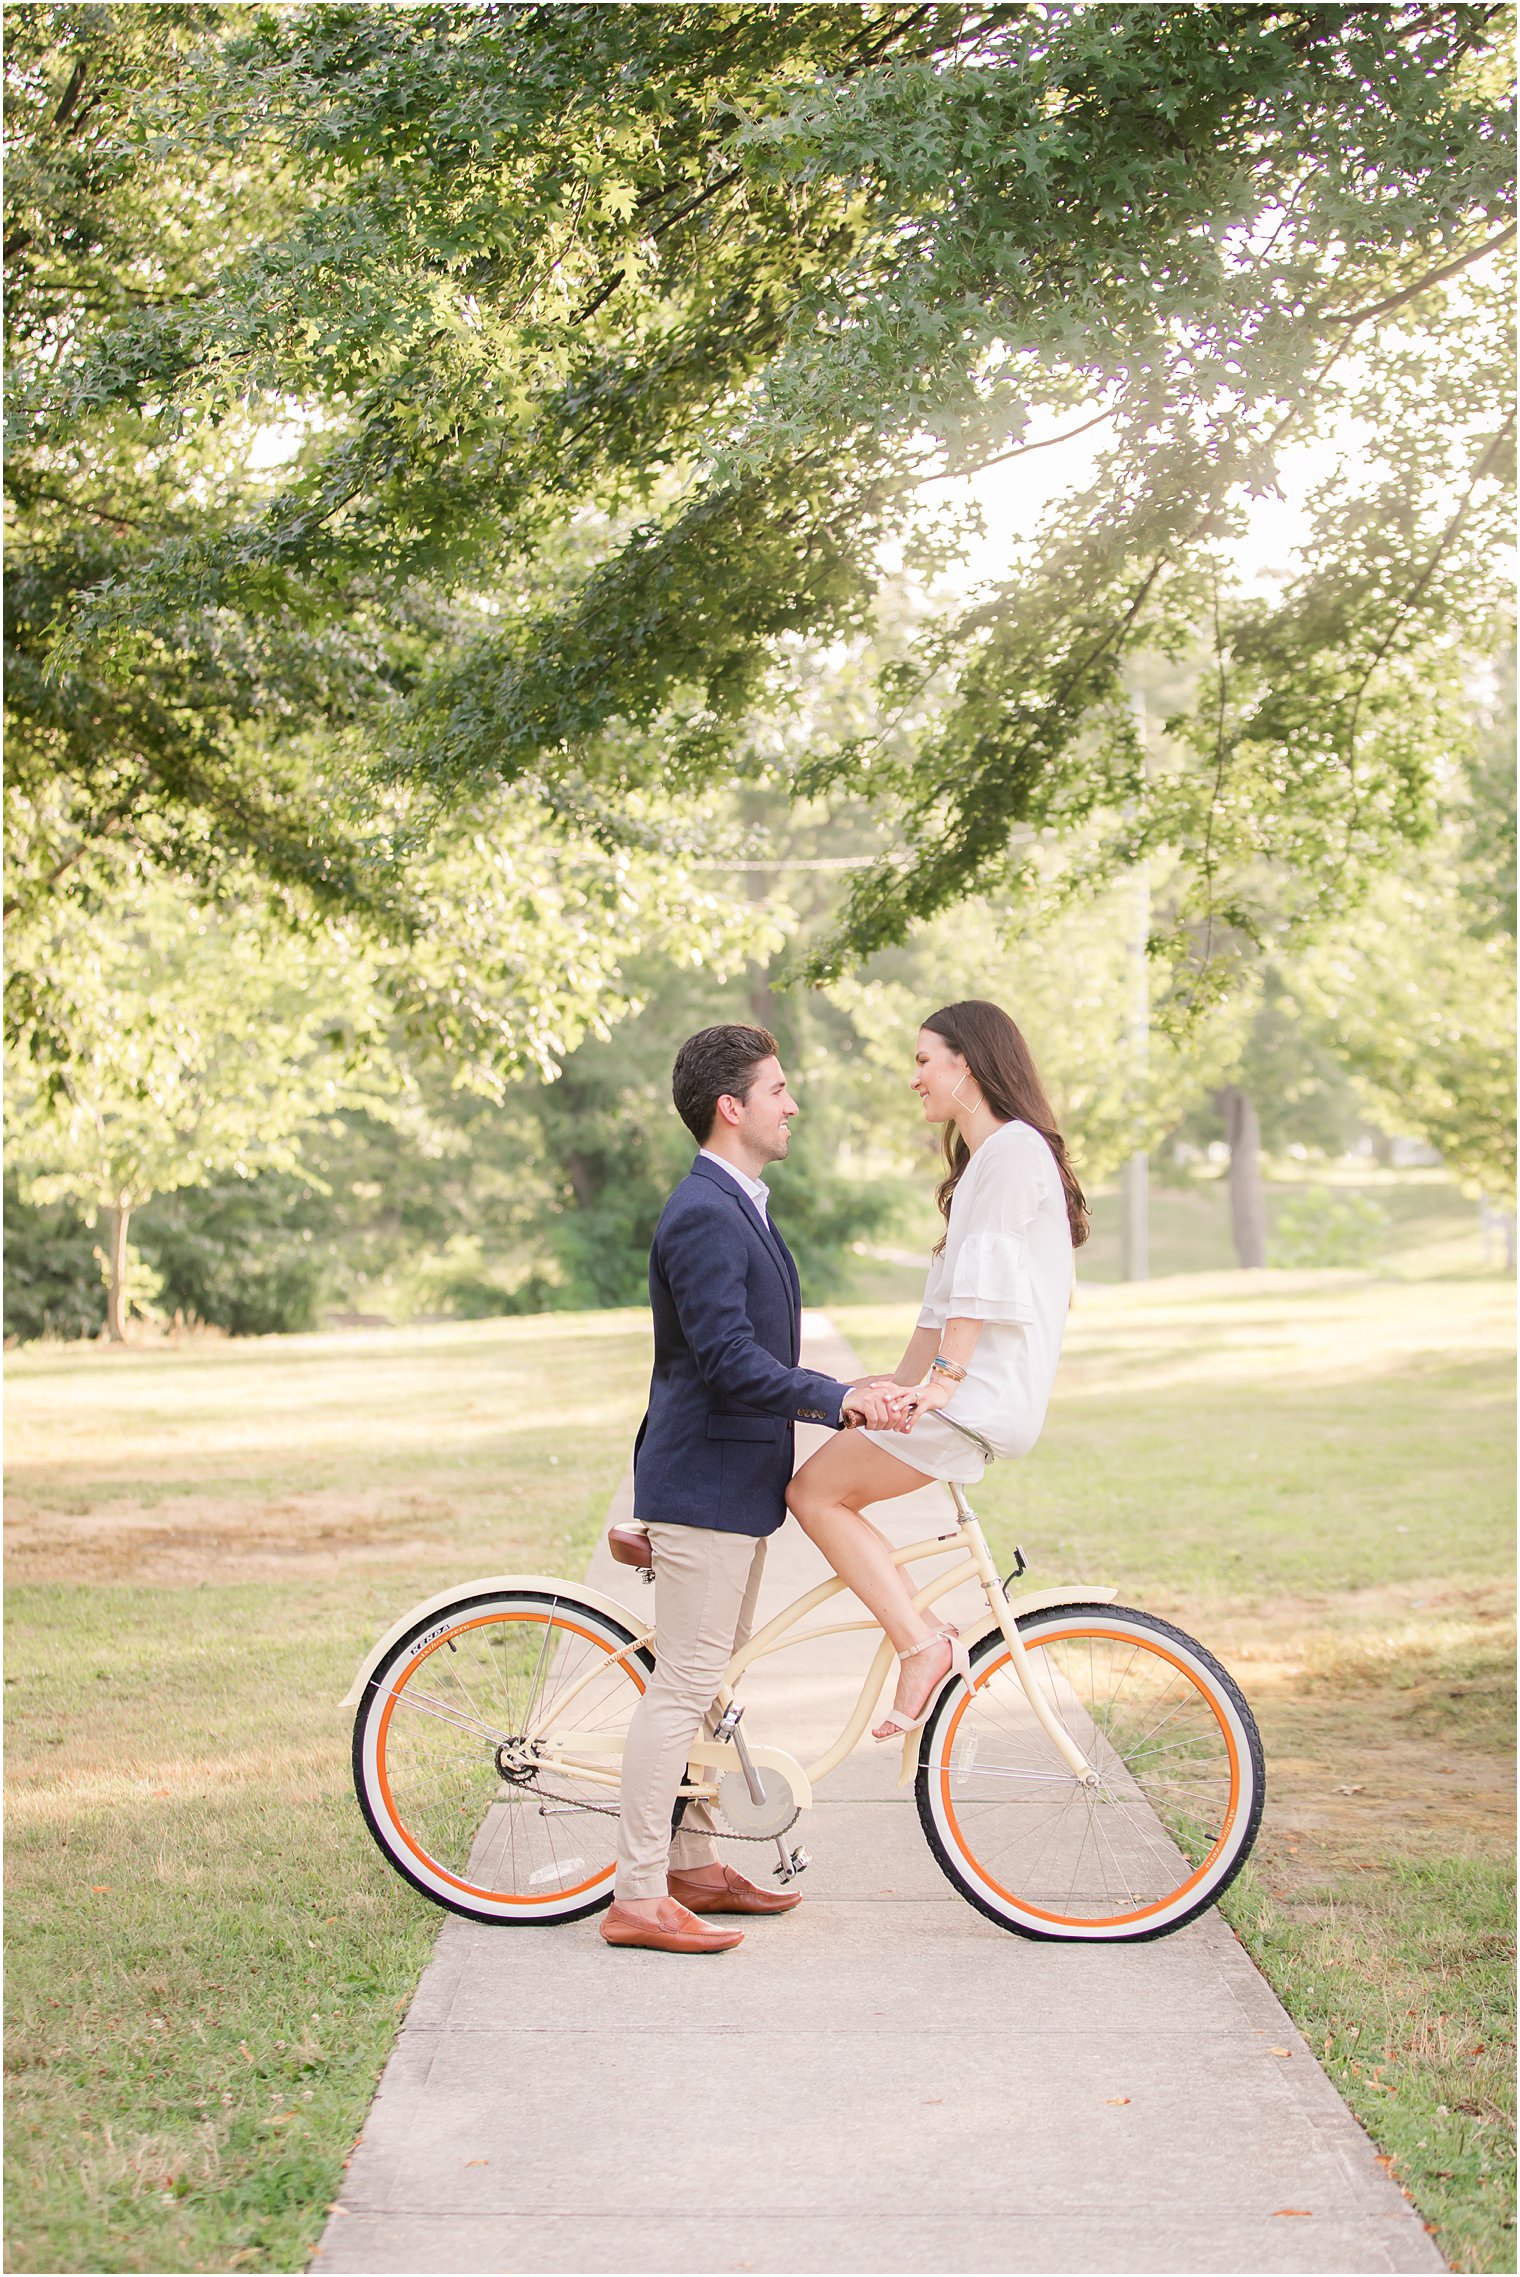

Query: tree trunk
[[749, 965, 777, 1035], [565, 1151, 599, 1209], [744, 857, 778, 1037], [1119, 1150, 1148, 1281], [1220, 1086, 1268, 1268], [104, 1200, 132, 1341]]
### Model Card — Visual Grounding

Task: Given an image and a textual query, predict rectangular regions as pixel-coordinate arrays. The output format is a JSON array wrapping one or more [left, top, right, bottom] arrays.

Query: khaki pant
[[613, 1523, 767, 1902]]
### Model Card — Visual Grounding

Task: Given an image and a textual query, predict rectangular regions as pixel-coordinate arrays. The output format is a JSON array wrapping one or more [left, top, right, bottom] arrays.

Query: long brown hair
[[923, 1000, 1090, 1250]]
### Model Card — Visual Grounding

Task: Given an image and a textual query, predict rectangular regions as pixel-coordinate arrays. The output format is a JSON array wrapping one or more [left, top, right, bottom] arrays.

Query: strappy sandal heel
[[873, 1625, 974, 1742]]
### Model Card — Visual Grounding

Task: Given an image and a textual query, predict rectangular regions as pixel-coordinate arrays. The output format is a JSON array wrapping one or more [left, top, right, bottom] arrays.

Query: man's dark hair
[[671, 1024, 779, 1145]]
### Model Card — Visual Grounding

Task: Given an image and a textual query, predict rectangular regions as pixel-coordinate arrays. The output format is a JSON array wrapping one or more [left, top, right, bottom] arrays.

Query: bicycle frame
[[351, 1493, 1263, 1937], [526, 1486, 1108, 1797]]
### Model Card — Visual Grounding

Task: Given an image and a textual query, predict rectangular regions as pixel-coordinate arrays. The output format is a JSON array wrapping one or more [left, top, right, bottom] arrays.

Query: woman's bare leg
[[786, 1431, 957, 1735]]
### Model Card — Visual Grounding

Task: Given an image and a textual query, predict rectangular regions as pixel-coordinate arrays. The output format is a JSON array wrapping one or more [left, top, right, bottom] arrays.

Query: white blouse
[[916, 1119, 1074, 1461]]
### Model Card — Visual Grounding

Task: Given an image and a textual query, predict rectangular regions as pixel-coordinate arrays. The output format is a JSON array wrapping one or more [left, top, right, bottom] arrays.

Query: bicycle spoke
[[362, 1597, 645, 1912], [926, 1615, 1257, 1932], [394, 1688, 510, 1746]]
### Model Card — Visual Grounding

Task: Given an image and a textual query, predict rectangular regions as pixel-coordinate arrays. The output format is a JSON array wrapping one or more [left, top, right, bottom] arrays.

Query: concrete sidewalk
[[313, 1315, 1442, 2275]]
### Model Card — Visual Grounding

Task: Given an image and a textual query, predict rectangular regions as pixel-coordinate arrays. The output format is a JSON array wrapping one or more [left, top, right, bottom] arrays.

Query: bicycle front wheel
[[352, 1588, 652, 1925], [916, 1603, 1264, 1941]]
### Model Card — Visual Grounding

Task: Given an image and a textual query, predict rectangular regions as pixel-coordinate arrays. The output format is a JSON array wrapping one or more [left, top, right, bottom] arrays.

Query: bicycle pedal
[[774, 1845, 810, 1883]]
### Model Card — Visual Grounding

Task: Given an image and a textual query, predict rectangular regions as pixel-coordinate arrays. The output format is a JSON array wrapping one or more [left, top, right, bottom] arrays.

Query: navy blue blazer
[[632, 1156, 849, 1535]]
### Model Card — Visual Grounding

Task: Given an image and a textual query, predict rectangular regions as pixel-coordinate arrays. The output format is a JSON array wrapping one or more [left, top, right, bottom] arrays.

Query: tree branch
[[19, 274, 218, 306], [1328, 221, 1516, 327], [14, 485, 157, 531], [845, 3, 939, 71], [648, 164, 744, 244], [51, 58, 87, 130], [572, 2, 961, 320], [571, 263, 628, 325], [1340, 408, 1517, 761], [918, 407, 1115, 483], [3, 792, 144, 923]]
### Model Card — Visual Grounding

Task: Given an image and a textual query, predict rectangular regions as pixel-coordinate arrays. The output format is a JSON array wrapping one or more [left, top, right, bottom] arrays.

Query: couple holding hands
[[604, 999, 1089, 1953]]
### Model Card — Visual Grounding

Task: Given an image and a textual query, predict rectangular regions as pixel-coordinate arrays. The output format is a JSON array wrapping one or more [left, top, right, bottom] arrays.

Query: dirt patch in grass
[[4, 1483, 495, 1586], [3, 1458, 617, 1585], [1200, 1578, 1516, 1873]]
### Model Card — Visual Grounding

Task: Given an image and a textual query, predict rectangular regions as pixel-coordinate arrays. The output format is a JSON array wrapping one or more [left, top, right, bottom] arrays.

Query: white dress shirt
[[698, 1147, 770, 1223]]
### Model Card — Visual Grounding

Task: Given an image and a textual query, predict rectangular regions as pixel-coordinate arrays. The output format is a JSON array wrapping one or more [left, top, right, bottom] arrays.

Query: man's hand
[[841, 1381, 916, 1432]]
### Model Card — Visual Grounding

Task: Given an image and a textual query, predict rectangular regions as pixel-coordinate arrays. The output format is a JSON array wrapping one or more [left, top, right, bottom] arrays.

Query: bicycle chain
[[516, 1777, 800, 1844]]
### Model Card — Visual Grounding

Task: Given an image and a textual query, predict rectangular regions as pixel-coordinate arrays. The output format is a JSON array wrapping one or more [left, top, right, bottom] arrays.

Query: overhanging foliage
[[6, 2, 1515, 999]]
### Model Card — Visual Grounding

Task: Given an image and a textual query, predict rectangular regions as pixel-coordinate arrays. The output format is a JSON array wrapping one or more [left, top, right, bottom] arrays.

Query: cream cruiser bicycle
[[347, 1423, 1265, 1944]]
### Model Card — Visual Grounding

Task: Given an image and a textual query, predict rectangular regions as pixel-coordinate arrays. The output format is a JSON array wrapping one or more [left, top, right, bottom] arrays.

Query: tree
[[1169, 649, 1519, 1240], [3, 2, 776, 1088], [1458, 639, 1517, 940], [13, 2, 1511, 994], [6, 868, 402, 1336], [6, 732, 779, 1330], [1171, 966, 1367, 1264], [2, 2, 393, 927], [1286, 854, 1517, 1203]]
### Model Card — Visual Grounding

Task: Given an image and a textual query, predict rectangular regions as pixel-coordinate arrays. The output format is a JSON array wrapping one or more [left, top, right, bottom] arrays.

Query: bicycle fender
[[339, 1573, 652, 1706], [989, 1583, 1119, 1627]]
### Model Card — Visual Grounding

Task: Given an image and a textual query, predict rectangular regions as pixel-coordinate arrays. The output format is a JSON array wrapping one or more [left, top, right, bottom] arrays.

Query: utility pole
[[1120, 689, 1150, 1282]]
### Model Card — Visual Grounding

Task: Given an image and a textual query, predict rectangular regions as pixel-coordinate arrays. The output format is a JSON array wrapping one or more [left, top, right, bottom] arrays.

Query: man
[[602, 1023, 905, 1954]]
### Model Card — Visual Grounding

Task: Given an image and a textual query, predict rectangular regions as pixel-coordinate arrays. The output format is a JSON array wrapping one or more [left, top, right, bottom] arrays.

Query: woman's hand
[[902, 1372, 958, 1424]]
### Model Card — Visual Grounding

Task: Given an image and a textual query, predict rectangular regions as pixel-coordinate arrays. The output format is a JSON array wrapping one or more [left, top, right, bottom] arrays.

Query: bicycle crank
[[709, 1702, 806, 1839]]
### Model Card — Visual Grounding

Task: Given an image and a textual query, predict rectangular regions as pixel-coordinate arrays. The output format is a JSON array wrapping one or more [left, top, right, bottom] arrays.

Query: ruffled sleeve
[[915, 1245, 950, 1331], [938, 1123, 1056, 1326], [945, 1229, 1035, 1324]]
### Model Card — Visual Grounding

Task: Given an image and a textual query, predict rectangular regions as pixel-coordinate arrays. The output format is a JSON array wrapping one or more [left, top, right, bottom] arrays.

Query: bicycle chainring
[[716, 1765, 798, 1839]]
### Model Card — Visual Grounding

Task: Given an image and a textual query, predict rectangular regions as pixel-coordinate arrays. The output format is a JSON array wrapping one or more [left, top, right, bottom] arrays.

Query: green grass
[[6, 1275, 1514, 2271], [1079, 1164, 1499, 1284], [838, 1276, 1513, 1598], [835, 1272, 1516, 2272], [5, 1313, 653, 2274], [1227, 1858, 1515, 2267]]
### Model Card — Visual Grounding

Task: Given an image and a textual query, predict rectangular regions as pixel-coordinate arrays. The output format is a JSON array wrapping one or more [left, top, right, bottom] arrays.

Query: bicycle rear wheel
[[352, 1588, 652, 1925], [916, 1603, 1263, 1941]]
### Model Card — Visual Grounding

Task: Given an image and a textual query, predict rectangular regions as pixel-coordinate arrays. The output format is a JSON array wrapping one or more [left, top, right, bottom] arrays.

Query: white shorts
[[859, 1412, 990, 1485]]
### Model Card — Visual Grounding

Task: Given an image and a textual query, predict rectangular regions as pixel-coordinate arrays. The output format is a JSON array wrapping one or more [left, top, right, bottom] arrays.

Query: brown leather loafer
[[667, 1863, 802, 1915], [600, 1897, 744, 1953]]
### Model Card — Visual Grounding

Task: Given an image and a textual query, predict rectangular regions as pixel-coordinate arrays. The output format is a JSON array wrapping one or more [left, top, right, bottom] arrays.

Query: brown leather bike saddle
[[607, 1525, 654, 1571]]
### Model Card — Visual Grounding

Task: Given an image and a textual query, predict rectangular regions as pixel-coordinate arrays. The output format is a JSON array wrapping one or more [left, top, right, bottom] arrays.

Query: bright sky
[[941, 415, 1358, 600]]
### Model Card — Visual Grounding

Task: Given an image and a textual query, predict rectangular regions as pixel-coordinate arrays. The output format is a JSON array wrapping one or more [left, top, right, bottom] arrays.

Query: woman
[[786, 999, 1089, 1739]]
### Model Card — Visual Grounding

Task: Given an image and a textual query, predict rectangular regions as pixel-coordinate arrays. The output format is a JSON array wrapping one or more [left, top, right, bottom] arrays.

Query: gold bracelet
[[930, 1354, 967, 1382]]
